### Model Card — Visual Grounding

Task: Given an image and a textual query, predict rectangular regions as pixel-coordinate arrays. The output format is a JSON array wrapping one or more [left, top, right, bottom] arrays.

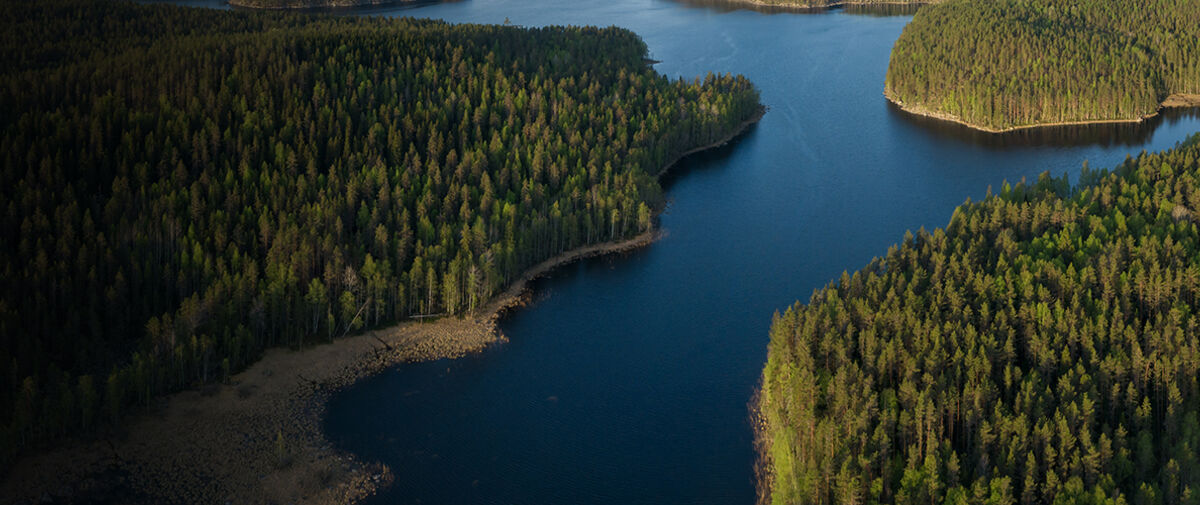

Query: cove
[[309, 1, 1200, 504]]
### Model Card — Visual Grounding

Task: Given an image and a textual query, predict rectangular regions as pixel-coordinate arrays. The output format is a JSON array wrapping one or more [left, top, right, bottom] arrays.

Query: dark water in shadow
[[889, 102, 1200, 150], [221, 1, 1200, 503]]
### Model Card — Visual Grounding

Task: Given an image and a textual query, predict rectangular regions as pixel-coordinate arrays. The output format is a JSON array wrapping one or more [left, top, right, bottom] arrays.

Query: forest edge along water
[[7, 0, 1200, 503], [0, 96, 763, 505], [887, 91, 1200, 134], [0, 0, 764, 499]]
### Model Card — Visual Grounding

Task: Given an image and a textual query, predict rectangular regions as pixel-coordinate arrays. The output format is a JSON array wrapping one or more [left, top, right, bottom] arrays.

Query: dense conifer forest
[[885, 0, 1200, 131], [228, 0, 402, 10], [758, 136, 1200, 504], [0, 0, 761, 465]]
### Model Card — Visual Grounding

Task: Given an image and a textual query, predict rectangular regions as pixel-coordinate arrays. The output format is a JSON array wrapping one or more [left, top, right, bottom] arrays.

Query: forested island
[[886, 0, 1200, 132], [757, 135, 1200, 504], [0, 0, 761, 470]]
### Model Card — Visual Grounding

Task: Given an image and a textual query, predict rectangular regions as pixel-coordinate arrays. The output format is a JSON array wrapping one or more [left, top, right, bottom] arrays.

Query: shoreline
[[885, 90, 1200, 134], [1, 233, 662, 505], [709, 0, 932, 11], [750, 386, 774, 505], [657, 107, 765, 178], [229, 0, 924, 10], [1, 109, 765, 505]]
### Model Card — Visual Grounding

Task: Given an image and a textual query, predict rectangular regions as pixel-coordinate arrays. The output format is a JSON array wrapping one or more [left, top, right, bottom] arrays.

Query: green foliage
[[760, 136, 1200, 504], [0, 0, 761, 465], [886, 0, 1200, 130]]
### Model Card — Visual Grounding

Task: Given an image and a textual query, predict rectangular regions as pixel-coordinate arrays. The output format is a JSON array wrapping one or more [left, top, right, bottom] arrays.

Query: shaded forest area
[[886, 0, 1200, 130], [0, 0, 761, 466], [228, 0, 409, 11], [759, 135, 1200, 505]]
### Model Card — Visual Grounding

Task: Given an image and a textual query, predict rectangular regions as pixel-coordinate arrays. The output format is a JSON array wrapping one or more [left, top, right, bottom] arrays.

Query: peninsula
[[757, 135, 1200, 504], [0, 0, 763, 501]]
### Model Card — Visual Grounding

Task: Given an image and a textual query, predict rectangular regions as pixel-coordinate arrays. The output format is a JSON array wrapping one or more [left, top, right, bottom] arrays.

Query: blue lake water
[[293, 1, 1200, 503]]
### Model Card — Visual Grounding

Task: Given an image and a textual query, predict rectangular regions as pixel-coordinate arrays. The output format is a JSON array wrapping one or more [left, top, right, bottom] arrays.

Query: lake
[[309, 1, 1200, 504]]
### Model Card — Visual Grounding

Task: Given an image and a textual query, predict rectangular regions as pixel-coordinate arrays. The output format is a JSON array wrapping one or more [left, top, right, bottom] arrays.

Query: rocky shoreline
[[2, 310, 499, 504]]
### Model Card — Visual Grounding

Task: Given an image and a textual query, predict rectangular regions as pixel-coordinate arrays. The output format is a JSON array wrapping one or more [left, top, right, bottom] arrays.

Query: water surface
[[308, 1, 1200, 504]]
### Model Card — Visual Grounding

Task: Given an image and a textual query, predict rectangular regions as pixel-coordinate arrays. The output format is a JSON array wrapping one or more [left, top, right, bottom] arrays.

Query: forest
[[0, 0, 761, 466], [758, 135, 1200, 505], [228, 0, 399, 11], [885, 0, 1200, 130]]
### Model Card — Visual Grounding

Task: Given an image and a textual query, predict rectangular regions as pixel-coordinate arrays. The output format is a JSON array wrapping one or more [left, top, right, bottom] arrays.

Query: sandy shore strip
[[886, 90, 1200, 134], [0, 305, 496, 504], [2, 108, 765, 505]]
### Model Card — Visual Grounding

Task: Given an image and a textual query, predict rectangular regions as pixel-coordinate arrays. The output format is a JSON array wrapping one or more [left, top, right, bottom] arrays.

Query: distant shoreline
[[228, 0, 424, 10], [885, 90, 1200, 134], [229, 0, 930, 9], [710, 0, 931, 11], [3, 107, 766, 505]]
